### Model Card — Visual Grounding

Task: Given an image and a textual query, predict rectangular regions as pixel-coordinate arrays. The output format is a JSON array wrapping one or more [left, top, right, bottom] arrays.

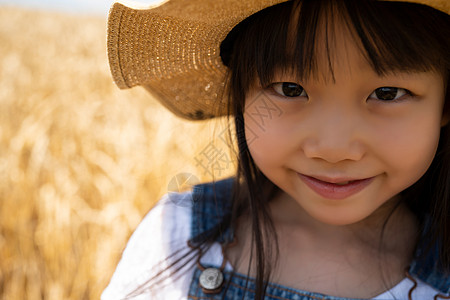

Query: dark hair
[[224, 0, 450, 298], [128, 0, 450, 298]]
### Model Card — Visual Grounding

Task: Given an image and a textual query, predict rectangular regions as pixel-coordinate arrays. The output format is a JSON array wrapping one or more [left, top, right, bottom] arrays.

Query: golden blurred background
[[0, 5, 235, 299]]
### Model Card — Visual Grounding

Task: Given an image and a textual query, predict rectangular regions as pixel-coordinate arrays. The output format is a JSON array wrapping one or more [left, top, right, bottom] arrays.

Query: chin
[[307, 209, 372, 226]]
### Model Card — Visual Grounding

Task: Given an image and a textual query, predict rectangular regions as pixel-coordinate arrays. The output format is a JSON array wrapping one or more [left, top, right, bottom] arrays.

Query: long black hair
[[128, 0, 450, 298], [223, 0, 450, 298]]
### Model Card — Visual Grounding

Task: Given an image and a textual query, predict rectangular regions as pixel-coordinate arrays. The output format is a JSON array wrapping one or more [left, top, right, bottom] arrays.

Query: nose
[[302, 109, 366, 163]]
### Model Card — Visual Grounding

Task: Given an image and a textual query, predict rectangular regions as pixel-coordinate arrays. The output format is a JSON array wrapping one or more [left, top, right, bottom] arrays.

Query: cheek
[[243, 101, 294, 168], [244, 111, 279, 164], [376, 112, 441, 185], [244, 96, 279, 162]]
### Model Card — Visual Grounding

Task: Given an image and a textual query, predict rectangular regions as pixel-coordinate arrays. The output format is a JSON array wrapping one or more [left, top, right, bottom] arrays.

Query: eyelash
[[266, 82, 308, 100], [266, 82, 414, 103], [368, 87, 414, 103]]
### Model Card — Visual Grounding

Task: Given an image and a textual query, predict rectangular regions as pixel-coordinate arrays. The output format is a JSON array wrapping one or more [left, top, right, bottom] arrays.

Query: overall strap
[[409, 223, 450, 294], [189, 177, 235, 246]]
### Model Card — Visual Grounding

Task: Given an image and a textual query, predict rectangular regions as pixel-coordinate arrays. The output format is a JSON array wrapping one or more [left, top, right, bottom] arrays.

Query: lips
[[297, 173, 374, 200]]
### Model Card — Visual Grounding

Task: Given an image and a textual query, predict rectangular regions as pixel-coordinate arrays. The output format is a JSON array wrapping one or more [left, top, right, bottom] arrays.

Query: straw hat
[[107, 0, 450, 120]]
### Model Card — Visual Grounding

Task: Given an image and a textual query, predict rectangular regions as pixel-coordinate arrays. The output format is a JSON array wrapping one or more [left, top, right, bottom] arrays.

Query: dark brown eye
[[272, 82, 307, 98], [370, 87, 408, 101]]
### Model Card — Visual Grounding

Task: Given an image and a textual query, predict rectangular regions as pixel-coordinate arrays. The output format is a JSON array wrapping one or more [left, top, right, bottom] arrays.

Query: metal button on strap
[[199, 267, 224, 291]]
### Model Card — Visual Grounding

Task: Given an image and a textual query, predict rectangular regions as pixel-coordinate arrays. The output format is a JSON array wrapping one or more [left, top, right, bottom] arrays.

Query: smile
[[297, 173, 375, 200]]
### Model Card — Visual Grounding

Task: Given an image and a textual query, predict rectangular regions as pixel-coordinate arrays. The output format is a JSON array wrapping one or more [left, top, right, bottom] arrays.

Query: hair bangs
[[341, 0, 450, 76], [224, 0, 450, 102], [290, 0, 450, 82]]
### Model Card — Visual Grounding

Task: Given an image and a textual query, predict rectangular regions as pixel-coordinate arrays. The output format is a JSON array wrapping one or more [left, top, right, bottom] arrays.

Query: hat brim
[[107, 0, 449, 120], [107, 0, 286, 120]]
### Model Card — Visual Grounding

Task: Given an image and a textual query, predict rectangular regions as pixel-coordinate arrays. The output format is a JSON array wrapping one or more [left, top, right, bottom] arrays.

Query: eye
[[271, 82, 308, 98], [369, 87, 410, 101]]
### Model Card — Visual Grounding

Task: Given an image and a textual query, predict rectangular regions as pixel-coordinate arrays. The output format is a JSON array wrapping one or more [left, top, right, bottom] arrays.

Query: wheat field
[[0, 6, 235, 300]]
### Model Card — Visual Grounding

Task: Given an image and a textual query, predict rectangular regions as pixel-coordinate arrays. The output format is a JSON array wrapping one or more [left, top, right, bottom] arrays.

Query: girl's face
[[244, 23, 446, 226]]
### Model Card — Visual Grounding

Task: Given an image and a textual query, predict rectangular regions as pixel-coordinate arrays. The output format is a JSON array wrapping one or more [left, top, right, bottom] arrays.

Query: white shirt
[[102, 192, 442, 300]]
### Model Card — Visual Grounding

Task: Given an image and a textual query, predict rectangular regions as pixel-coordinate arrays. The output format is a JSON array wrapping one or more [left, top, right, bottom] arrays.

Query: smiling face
[[243, 19, 446, 226]]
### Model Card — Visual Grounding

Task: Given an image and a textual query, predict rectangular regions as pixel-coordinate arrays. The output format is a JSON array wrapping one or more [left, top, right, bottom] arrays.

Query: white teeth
[[335, 181, 350, 185]]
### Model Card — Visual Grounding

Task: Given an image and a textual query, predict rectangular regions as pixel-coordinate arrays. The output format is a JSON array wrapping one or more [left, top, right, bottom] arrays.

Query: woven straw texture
[[107, 0, 450, 120]]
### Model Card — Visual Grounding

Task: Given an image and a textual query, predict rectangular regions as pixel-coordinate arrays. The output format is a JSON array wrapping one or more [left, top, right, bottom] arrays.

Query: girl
[[102, 0, 450, 299]]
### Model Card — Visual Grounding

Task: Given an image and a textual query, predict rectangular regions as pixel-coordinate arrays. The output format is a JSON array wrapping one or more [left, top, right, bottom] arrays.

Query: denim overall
[[186, 177, 450, 299]]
